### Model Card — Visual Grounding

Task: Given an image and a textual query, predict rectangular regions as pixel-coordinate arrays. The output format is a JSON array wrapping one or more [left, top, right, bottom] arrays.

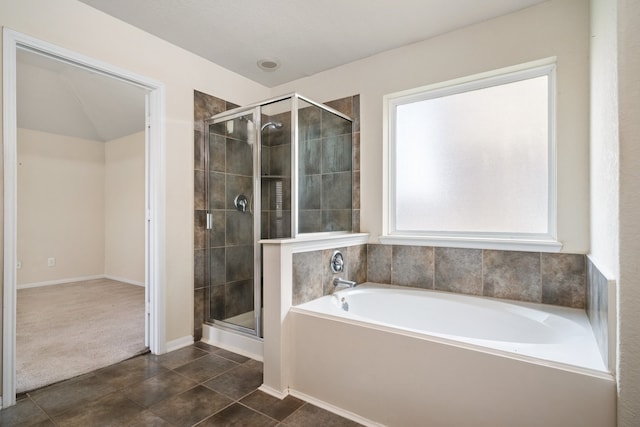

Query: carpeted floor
[[16, 278, 147, 393]]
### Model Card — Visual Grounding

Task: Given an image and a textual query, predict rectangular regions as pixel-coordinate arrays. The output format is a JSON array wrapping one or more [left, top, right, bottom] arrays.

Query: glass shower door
[[206, 111, 260, 334]]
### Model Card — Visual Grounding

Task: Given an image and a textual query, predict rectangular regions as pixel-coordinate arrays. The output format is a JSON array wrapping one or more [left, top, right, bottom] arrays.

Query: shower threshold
[[202, 319, 263, 361], [223, 310, 259, 329]]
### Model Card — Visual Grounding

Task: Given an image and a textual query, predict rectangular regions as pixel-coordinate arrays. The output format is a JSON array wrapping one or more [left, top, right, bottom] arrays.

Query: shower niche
[[204, 94, 354, 337]]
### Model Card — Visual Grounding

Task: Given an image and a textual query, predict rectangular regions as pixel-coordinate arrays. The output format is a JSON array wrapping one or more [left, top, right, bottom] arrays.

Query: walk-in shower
[[203, 94, 354, 338]]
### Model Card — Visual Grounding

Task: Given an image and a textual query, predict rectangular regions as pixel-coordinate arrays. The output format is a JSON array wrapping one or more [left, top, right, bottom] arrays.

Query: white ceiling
[[17, 49, 146, 142], [78, 0, 546, 87], [18, 0, 546, 141]]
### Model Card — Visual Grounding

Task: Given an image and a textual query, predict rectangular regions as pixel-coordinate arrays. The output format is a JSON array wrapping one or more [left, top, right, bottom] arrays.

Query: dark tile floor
[[0, 341, 362, 426]]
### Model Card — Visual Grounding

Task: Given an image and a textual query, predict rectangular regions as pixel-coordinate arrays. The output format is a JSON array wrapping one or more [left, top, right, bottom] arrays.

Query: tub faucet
[[334, 277, 357, 289]]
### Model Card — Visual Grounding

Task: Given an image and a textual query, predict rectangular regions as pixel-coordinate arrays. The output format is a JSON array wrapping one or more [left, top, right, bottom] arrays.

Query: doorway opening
[[2, 29, 166, 407]]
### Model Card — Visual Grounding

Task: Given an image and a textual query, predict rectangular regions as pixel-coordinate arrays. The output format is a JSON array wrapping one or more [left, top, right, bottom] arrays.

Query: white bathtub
[[297, 284, 605, 372], [288, 283, 616, 427]]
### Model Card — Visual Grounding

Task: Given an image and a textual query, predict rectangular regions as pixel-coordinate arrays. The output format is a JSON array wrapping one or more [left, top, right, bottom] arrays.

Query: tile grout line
[[279, 401, 310, 425], [236, 400, 287, 425], [29, 394, 59, 426], [4, 343, 358, 427], [188, 346, 274, 424]]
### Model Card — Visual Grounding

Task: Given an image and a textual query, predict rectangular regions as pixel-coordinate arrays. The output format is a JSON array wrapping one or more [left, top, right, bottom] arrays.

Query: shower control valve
[[330, 250, 344, 273], [234, 194, 249, 213]]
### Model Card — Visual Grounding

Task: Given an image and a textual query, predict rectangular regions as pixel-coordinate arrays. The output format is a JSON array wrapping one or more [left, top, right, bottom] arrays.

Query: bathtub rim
[[291, 283, 614, 380]]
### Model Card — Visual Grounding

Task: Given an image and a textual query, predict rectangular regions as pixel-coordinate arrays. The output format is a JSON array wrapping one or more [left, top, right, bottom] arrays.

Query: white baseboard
[[17, 275, 105, 289], [202, 324, 263, 361], [289, 389, 383, 427], [104, 275, 145, 287], [165, 335, 194, 353], [258, 384, 289, 399], [17, 274, 144, 290]]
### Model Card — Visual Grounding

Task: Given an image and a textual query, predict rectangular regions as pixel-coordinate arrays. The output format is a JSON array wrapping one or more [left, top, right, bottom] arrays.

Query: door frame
[[2, 28, 166, 407]]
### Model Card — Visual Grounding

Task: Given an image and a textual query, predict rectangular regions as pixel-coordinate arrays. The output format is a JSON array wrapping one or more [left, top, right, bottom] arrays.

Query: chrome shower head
[[261, 121, 283, 131]]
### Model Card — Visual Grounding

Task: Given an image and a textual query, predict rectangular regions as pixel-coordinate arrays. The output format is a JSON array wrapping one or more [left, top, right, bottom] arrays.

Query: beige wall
[[0, 0, 271, 354], [16, 129, 146, 287], [273, 0, 590, 254], [17, 128, 105, 285], [615, 0, 640, 423], [590, 0, 619, 279], [591, 0, 640, 423], [105, 131, 145, 285]]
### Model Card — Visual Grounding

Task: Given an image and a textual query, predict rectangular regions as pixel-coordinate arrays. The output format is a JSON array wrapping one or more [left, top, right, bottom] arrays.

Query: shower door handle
[[206, 213, 213, 230]]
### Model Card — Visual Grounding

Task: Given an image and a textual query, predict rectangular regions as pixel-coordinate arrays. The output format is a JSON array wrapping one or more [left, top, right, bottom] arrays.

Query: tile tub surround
[[266, 235, 614, 426], [293, 245, 367, 305], [587, 257, 614, 370], [292, 244, 587, 308]]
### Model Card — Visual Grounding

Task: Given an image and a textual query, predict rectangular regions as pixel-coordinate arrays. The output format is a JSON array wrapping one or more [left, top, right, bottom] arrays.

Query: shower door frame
[[204, 93, 354, 337], [213, 92, 354, 240], [205, 107, 263, 337]]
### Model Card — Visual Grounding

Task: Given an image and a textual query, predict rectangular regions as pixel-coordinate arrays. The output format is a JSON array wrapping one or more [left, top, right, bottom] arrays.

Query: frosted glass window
[[389, 66, 555, 240]]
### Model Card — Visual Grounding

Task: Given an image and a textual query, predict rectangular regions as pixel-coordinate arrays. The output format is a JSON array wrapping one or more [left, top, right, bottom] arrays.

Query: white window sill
[[379, 234, 563, 253]]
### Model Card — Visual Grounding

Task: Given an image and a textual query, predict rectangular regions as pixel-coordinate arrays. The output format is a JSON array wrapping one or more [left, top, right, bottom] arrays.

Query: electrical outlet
[[47, 257, 56, 267]]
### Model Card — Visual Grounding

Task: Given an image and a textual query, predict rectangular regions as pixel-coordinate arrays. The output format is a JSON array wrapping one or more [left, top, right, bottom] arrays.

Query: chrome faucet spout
[[333, 277, 357, 289]]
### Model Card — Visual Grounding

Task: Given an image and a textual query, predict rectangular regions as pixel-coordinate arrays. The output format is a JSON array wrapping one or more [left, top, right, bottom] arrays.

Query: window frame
[[382, 59, 561, 252]]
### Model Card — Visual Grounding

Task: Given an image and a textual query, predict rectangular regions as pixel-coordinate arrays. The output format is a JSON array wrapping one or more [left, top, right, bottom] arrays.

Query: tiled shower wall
[[194, 91, 361, 338], [260, 95, 360, 237], [194, 90, 238, 340], [261, 110, 292, 239], [292, 244, 587, 309], [208, 116, 256, 325], [325, 96, 360, 233], [298, 102, 355, 232]]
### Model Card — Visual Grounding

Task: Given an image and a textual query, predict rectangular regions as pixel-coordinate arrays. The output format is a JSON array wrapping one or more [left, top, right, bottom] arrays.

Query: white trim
[[165, 335, 195, 353], [103, 275, 145, 287], [147, 82, 167, 356], [379, 235, 563, 253], [202, 323, 264, 361], [2, 28, 166, 407], [383, 58, 559, 251], [16, 274, 144, 289], [384, 57, 557, 101], [259, 232, 369, 253], [3, 27, 19, 407], [16, 275, 105, 289], [258, 384, 289, 400], [288, 389, 384, 427]]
